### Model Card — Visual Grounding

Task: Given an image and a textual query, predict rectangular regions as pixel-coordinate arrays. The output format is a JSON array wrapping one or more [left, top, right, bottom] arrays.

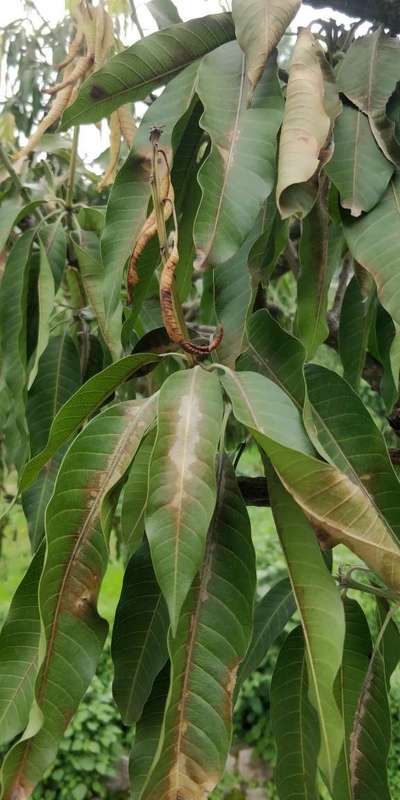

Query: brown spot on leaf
[[90, 84, 108, 100]]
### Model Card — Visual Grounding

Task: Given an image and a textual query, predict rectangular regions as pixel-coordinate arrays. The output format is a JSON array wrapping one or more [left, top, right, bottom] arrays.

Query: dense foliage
[[1, 1, 400, 799]]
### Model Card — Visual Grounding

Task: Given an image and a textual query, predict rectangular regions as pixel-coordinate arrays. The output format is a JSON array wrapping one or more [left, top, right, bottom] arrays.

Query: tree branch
[[305, 0, 400, 33]]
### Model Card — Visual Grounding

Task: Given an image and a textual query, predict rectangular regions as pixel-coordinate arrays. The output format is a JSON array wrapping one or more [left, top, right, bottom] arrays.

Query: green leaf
[[338, 273, 376, 391], [0, 229, 35, 467], [349, 603, 400, 799], [373, 303, 400, 411], [121, 430, 156, 559], [140, 457, 256, 800], [277, 28, 341, 219], [294, 185, 334, 358], [247, 197, 289, 283], [0, 197, 21, 251], [222, 369, 400, 596], [1, 397, 157, 799], [22, 334, 81, 551], [130, 664, 170, 800], [336, 29, 400, 167], [270, 626, 320, 800], [267, 471, 344, 785], [20, 352, 162, 491], [343, 174, 400, 327], [147, 0, 181, 28], [304, 364, 400, 543], [194, 45, 282, 268], [73, 240, 121, 360], [28, 242, 56, 389], [239, 308, 305, 408], [112, 540, 169, 725], [235, 577, 295, 695], [61, 13, 235, 128], [333, 599, 371, 800], [39, 220, 67, 290], [146, 366, 223, 632], [232, 0, 300, 89], [101, 61, 200, 319], [325, 105, 394, 216], [0, 544, 44, 747]]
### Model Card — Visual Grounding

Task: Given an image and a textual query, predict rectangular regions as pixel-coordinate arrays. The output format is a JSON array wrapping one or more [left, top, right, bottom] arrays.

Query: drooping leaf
[[247, 196, 289, 283], [0, 544, 44, 747], [121, 430, 156, 559], [235, 577, 295, 694], [270, 626, 320, 800], [27, 242, 56, 389], [277, 28, 341, 219], [101, 61, 200, 319], [0, 230, 35, 467], [140, 457, 256, 800], [1, 397, 157, 799], [112, 540, 169, 725], [61, 13, 235, 128], [0, 197, 22, 251], [239, 308, 306, 408], [294, 183, 335, 358], [325, 105, 394, 216], [20, 352, 162, 491], [73, 240, 121, 359], [39, 219, 67, 290], [146, 366, 223, 631], [338, 272, 376, 391], [343, 174, 400, 327], [221, 369, 400, 596], [194, 45, 282, 268], [349, 602, 400, 800], [232, 0, 300, 89], [22, 333, 81, 551], [305, 364, 400, 544], [336, 29, 400, 167], [268, 471, 344, 786], [130, 664, 170, 800], [333, 598, 372, 800], [373, 303, 400, 411], [147, 0, 181, 28]]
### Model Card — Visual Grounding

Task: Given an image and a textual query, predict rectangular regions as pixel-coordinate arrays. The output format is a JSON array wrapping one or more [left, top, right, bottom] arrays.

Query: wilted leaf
[[232, 0, 300, 89], [194, 45, 282, 267], [326, 105, 394, 216], [146, 366, 223, 631], [141, 457, 256, 800], [61, 13, 235, 128], [337, 29, 400, 167], [1, 397, 157, 799], [112, 540, 169, 724], [277, 28, 341, 219]]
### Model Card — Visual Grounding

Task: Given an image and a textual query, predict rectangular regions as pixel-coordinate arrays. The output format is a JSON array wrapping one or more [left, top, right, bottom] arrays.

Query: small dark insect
[[149, 125, 165, 145]]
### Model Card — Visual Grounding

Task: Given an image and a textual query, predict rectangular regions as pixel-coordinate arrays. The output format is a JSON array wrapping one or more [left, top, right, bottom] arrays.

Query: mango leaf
[[0, 199, 43, 252], [20, 352, 162, 491], [270, 626, 320, 800], [239, 308, 305, 408], [333, 598, 371, 800], [1, 397, 157, 799], [349, 602, 400, 800], [305, 364, 400, 543], [61, 13, 235, 128], [336, 29, 400, 167], [112, 540, 169, 724], [232, 0, 300, 89], [294, 184, 334, 358], [235, 577, 295, 694], [130, 664, 170, 800], [277, 28, 341, 219], [146, 366, 223, 631], [338, 273, 376, 391], [325, 105, 394, 216], [221, 369, 400, 596], [343, 174, 400, 327], [73, 240, 121, 360], [147, 0, 181, 27], [39, 219, 67, 290], [22, 334, 81, 551], [268, 471, 344, 785], [373, 303, 400, 411], [141, 457, 256, 800], [27, 242, 56, 389], [0, 544, 44, 747], [101, 61, 200, 319], [247, 197, 289, 283], [121, 430, 156, 559], [0, 230, 35, 467], [194, 45, 283, 268]]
